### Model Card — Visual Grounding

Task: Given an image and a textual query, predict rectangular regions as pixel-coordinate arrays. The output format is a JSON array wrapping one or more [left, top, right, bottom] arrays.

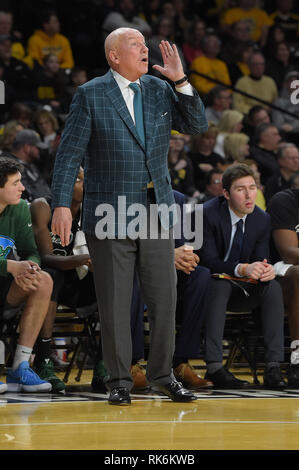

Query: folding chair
[[223, 310, 262, 385], [52, 303, 100, 383]]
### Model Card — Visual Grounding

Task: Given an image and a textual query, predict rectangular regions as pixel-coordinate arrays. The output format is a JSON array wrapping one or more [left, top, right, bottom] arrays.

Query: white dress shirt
[[224, 207, 247, 276], [111, 69, 193, 123]]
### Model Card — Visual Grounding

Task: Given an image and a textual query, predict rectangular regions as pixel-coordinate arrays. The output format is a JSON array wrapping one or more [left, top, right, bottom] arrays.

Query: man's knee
[[36, 271, 53, 297]]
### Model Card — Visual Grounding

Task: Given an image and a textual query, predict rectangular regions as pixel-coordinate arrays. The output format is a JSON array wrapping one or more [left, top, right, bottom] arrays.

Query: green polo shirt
[[0, 199, 40, 276]]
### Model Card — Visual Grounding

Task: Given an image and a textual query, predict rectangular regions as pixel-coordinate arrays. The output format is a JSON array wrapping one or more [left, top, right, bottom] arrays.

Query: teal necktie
[[129, 82, 145, 145]]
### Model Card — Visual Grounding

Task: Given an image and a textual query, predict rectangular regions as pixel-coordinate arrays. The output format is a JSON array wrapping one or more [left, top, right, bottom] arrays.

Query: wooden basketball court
[[1, 366, 299, 452]]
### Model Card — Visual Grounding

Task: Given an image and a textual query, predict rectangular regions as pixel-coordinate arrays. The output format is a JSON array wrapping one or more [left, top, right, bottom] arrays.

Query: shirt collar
[[111, 69, 141, 91], [228, 206, 247, 227]]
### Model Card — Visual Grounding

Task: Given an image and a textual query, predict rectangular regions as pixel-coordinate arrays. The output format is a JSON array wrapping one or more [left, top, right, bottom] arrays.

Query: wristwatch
[[173, 75, 188, 85]]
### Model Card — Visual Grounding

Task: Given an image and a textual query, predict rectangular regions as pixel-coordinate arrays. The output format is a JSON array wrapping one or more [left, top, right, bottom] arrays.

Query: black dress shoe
[[288, 364, 299, 388], [154, 380, 198, 402], [264, 366, 286, 390], [205, 367, 250, 389], [108, 387, 131, 405]]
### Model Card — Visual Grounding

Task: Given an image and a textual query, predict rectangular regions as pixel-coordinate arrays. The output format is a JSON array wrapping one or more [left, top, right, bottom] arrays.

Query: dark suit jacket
[[173, 190, 187, 249], [51, 70, 208, 235], [199, 196, 271, 276]]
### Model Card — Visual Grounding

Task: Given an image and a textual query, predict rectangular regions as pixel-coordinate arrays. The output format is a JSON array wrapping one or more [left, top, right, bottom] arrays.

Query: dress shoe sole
[[155, 390, 198, 402], [108, 400, 131, 406], [211, 382, 250, 389], [169, 396, 198, 402], [177, 377, 214, 390], [184, 382, 214, 390]]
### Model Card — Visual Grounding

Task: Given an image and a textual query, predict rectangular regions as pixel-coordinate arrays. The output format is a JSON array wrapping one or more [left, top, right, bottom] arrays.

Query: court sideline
[[1, 368, 299, 451]]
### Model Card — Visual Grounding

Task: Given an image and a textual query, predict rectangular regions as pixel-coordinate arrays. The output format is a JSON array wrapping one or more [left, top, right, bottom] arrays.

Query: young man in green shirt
[[0, 158, 53, 393]]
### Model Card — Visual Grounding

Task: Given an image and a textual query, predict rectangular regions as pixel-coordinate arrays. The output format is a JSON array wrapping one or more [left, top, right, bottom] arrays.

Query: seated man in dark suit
[[199, 163, 286, 389]]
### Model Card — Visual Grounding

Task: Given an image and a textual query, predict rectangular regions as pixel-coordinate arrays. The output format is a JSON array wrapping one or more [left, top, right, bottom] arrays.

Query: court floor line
[[1, 420, 299, 427]]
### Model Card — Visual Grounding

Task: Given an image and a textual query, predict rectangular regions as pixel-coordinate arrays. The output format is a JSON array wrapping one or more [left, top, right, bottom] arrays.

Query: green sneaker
[[91, 359, 108, 393], [36, 359, 66, 393]]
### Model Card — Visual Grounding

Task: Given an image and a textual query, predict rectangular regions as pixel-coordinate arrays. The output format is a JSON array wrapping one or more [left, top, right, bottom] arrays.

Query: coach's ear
[[109, 49, 119, 66], [223, 188, 230, 202]]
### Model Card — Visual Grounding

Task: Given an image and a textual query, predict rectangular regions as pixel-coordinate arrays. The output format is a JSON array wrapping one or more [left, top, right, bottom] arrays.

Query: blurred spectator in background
[[223, 132, 250, 164], [250, 122, 281, 184], [220, 0, 273, 47], [213, 109, 244, 158], [148, 16, 186, 78], [263, 24, 286, 59], [139, 0, 162, 28], [35, 109, 60, 153], [27, 10, 74, 70], [34, 53, 68, 112], [3, 129, 52, 204], [167, 0, 193, 46], [242, 105, 271, 143], [34, 109, 61, 184], [168, 131, 199, 199], [205, 85, 232, 125], [182, 18, 205, 66], [190, 33, 231, 96], [0, 34, 35, 102], [201, 0, 238, 27], [102, 0, 151, 37], [265, 41, 293, 91], [264, 143, 299, 202], [220, 19, 254, 64], [227, 41, 253, 86], [0, 10, 32, 68], [243, 158, 266, 209], [233, 51, 278, 115], [188, 125, 223, 192], [269, 0, 299, 44], [63, 67, 88, 112], [0, 120, 23, 154], [200, 168, 223, 203], [9, 102, 34, 129]]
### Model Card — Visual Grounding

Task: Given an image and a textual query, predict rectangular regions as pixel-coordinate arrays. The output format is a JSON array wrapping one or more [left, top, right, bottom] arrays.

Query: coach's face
[[110, 29, 148, 81]]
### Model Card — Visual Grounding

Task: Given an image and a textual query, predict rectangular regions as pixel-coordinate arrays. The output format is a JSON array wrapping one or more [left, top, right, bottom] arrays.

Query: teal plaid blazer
[[51, 70, 208, 236]]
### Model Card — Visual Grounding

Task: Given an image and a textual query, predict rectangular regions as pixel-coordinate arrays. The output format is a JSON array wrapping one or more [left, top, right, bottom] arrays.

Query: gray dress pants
[[86, 200, 177, 391]]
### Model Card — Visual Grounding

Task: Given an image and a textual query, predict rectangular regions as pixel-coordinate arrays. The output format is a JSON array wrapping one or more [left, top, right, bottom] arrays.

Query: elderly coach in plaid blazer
[[51, 27, 208, 405]]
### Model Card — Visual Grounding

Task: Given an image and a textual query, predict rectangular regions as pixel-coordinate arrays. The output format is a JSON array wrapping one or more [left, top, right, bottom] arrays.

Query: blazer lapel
[[104, 72, 145, 149], [220, 199, 232, 256], [140, 77, 156, 150]]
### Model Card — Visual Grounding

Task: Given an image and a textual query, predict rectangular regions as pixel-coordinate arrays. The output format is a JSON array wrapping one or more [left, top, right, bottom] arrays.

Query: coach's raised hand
[[152, 40, 188, 86]]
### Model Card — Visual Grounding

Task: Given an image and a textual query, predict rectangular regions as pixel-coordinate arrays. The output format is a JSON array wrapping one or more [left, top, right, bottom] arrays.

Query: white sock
[[12, 344, 33, 370], [291, 349, 299, 365]]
